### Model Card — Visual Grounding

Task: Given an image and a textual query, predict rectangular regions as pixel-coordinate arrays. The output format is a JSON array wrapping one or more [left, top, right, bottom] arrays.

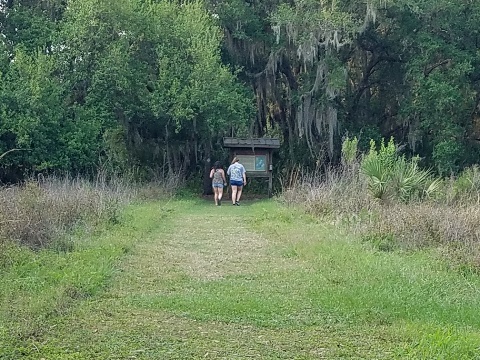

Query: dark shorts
[[230, 180, 243, 187]]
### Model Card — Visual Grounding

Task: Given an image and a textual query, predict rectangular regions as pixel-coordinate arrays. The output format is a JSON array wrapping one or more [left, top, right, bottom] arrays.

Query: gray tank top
[[212, 169, 223, 184]]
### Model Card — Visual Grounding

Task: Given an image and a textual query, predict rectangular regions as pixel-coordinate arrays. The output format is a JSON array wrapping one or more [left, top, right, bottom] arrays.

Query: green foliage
[[390, 156, 439, 202], [215, 0, 480, 173], [341, 136, 358, 166], [2, 0, 480, 180], [433, 139, 465, 176], [453, 165, 480, 197], [361, 138, 440, 202], [0, 0, 253, 181], [360, 138, 397, 199], [388, 0, 479, 172]]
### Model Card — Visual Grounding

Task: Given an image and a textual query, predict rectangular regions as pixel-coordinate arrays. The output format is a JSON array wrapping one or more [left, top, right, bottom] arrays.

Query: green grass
[[1, 198, 480, 359]]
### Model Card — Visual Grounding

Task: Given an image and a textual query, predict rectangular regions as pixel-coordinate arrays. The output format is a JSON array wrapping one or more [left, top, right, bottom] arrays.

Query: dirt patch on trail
[[167, 213, 270, 280], [112, 204, 297, 294]]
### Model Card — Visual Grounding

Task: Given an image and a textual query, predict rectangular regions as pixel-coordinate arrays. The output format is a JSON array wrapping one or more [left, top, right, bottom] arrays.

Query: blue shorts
[[230, 180, 243, 187], [212, 183, 224, 188]]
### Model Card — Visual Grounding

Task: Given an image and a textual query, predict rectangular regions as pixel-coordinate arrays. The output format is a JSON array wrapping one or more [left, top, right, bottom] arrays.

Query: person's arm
[[221, 169, 227, 184], [209, 168, 214, 179], [242, 166, 247, 186]]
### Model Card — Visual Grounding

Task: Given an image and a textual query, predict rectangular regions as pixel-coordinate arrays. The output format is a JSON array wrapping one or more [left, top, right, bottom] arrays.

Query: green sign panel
[[237, 155, 267, 172]]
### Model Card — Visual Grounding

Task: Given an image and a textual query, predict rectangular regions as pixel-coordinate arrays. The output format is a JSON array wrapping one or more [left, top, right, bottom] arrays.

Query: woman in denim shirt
[[227, 157, 247, 206]]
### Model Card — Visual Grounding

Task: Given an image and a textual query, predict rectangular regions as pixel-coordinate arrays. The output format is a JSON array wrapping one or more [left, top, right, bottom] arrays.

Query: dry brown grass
[[0, 176, 131, 249], [0, 173, 182, 250], [280, 165, 480, 269], [281, 165, 373, 216], [134, 172, 183, 201]]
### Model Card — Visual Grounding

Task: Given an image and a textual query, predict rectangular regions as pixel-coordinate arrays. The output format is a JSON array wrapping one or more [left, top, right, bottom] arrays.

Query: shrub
[[453, 165, 480, 199], [433, 139, 464, 175], [0, 177, 132, 249], [281, 138, 480, 270], [361, 138, 440, 202], [360, 138, 398, 200], [341, 136, 359, 167]]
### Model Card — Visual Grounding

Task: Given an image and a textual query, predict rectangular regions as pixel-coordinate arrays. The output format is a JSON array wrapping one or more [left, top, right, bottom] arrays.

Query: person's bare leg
[[213, 187, 218, 205], [231, 185, 238, 204], [218, 187, 223, 202], [236, 186, 243, 203]]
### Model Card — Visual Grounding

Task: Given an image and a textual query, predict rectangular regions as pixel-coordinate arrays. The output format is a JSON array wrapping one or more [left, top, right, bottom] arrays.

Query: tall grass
[[281, 165, 372, 217], [280, 140, 480, 269], [0, 171, 181, 353], [0, 173, 182, 252], [0, 176, 128, 250]]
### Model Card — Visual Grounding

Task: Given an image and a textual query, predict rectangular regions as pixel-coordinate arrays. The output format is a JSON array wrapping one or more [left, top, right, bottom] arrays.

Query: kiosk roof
[[223, 137, 280, 149]]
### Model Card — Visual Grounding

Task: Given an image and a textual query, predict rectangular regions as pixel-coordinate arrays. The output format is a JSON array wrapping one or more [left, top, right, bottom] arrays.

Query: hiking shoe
[[235, 202, 240, 206], [218, 199, 221, 206]]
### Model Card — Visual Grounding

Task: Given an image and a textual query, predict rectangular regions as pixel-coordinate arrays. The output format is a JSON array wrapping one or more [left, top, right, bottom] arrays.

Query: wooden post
[[268, 173, 273, 198], [268, 150, 273, 197]]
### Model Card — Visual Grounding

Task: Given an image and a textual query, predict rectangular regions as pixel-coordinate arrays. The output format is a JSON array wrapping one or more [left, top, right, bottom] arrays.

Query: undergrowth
[[0, 173, 181, 254], [281, 137, 480, 269], [0, 202, 173, 358]]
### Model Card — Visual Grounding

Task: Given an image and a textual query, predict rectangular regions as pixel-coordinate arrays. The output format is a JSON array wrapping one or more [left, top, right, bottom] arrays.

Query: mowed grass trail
[[2, 198, 480, 359]]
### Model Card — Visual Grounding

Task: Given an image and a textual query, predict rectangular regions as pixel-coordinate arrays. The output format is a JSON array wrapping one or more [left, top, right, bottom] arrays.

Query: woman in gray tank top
[[209, 161, 227, 206]]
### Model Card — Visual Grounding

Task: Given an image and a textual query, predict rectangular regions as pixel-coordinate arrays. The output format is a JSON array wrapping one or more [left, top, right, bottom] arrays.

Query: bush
[[452, 165, 480, 199], [281, 138, 480, 270], [341, 136, 359, 167], [0, 177, 132, 249], [361, 138, 440, 202]]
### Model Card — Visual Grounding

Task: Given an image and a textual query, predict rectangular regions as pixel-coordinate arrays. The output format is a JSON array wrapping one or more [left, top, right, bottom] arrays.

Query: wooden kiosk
[[223, 137, 280, 197]]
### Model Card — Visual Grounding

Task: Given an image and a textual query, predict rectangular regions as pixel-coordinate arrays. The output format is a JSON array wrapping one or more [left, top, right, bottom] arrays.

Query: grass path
[[2, 198, 480, 359]]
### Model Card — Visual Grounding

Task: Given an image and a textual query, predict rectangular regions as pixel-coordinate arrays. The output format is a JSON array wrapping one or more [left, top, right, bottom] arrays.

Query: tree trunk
[[203, 147, 213, 195]]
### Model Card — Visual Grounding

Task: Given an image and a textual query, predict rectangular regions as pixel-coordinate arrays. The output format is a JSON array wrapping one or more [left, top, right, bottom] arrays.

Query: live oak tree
[[1, 0, 480, 181], [0, 0, 252, 180], [207, 0, 480, 172]]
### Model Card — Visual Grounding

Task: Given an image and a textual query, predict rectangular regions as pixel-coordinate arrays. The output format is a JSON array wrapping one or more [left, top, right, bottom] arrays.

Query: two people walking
[[209, 157, 246, 206]]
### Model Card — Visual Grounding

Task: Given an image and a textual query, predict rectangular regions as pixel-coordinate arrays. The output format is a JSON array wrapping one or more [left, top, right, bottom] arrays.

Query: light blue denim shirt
[[227, 163, 246, 182]]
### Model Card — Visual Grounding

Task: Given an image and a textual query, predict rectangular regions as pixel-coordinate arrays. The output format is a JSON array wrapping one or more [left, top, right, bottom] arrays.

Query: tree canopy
[[1, 0, 479, 181], [0, 0, 252, 180], [208, 0, 480, 173]]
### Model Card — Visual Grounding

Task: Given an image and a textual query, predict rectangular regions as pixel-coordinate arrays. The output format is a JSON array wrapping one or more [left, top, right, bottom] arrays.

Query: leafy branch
[[0, 149, 26, 162]]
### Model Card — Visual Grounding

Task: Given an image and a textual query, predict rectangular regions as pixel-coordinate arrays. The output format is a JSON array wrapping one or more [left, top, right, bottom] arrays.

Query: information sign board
[[237, 155, 267, 172]]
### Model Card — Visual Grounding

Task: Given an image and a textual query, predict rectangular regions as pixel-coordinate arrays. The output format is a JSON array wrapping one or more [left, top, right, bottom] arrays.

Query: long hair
[[231, 156, 239, 164], [213, 161, 222, 170]]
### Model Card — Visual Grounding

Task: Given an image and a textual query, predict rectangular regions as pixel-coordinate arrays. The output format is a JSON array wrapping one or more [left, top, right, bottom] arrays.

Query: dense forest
[[1, 0, 480, 182]]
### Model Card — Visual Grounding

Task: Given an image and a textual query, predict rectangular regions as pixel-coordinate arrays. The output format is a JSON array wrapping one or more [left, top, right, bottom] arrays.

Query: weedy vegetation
[[0, 173, 182, 249], [0, 173, 182, 358], [281, 137, 480, 270], [2, 143, 480, 359]]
